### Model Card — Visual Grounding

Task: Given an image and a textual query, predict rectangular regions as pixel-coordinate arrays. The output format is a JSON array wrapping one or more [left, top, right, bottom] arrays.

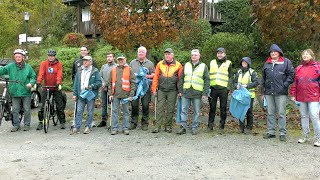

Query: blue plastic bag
[[80, 90, 95, 101], [229, 86, 251, 122], [176, 97, 182, 124]]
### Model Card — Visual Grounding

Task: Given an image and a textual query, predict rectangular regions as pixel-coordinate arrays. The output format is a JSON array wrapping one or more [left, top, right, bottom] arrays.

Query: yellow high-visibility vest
[[237, 68, 255, 98], [183, 62, 206, 91], [209, 59, 231, 87]]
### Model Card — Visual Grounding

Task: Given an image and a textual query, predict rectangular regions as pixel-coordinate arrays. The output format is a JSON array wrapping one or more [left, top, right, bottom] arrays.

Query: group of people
[[1, 44, 319, 147]]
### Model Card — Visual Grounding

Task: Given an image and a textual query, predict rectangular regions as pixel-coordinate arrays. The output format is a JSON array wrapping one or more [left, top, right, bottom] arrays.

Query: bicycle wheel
[[0, 102, 5, 125], [51, 103, 58, 126], [43, 104, 50, 133]]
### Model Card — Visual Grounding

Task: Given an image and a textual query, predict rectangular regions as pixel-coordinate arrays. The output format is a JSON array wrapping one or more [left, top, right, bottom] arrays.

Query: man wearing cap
[[71, 56, 102, 134], [262, 44, 294, 141], [0, 49, 36, 132], [151, 48, 183, 133], [177, 49, 210, 135], [36, 49, 66, 130], [97, 52, 117, 128], [129, 46, 155, 131], [208, 47, 233, 134], [108, 54, 136, 135]]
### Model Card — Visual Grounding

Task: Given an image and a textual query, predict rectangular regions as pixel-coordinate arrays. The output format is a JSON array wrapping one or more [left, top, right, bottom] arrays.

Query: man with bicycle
[[36, 49, 66, 130], [0, 49, 36, 132]]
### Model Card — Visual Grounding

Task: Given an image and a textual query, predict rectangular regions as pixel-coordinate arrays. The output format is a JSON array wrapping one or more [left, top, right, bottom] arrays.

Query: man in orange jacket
[[151, 48, 183, 133], [36, 49, 66, 130]]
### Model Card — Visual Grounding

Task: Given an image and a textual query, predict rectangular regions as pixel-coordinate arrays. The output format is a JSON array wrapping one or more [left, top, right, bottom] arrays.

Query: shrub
[[93, 44, 121, 68], [201, 32, 254, 67], [62, 33, 87, 47]]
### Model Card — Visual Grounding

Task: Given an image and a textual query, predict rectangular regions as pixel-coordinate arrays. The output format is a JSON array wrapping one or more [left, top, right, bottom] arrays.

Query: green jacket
[[0, 62, 36, 97]]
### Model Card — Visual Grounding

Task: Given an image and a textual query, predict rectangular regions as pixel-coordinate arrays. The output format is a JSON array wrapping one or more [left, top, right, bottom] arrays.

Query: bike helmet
[[13, 49, 25, 56], [48, 49, 56, 56]]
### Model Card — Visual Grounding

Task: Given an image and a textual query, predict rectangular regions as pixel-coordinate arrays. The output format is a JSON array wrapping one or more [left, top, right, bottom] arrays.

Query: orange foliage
[[91, 0, 200, 52]]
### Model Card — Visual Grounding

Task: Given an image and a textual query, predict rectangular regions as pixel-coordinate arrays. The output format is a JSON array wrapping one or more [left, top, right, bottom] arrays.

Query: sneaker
[[83, 127, 91, 134], [314, 139, 320, 147], [123, 129, 129, 135], [165, 127, 172, 133], [91, 121, 96, 127], [152, 127, 160, 133], [177, 127, 186, 135], [97, 121, 107, 127], [23, 126, 30, 131], [36, 123, 43, 130], [111, 130, 118, 135], [206, 126, 213, 132], [70, 128, 80, 135], [11, 126, 20, 132], [298, 137, 310, 144], [238, 128, 244, 134], [141, 124, 148, 131], [129, 124, 137, 130], [244, 129, 252, 135], [191, 129, 198, 135], [263, 133, 276, 139], [60, 123, 66, 129], [280, 135, 287, 142]]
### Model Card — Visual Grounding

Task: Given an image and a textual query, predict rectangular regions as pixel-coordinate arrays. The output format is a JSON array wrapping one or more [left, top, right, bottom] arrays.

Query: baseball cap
[[164, 48, 174, 53], [216, 47, 225, 53], [191, 49, 200, 55], [116, 53, 126, 60], [83, 56, 92, 61]]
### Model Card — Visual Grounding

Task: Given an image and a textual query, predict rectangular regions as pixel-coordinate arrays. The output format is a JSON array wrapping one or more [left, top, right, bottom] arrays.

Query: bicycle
[[42, 86, 58, 133], [0, 77, 24, 126]]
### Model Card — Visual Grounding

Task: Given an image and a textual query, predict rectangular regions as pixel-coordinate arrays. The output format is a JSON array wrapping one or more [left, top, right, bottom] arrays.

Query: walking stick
[[70, 101, 77, 132], [154, 92, 157, 122], [109, 100, 112, 132]]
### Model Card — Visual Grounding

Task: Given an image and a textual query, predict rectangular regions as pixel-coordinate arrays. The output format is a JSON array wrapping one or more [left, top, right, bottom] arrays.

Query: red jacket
[[37, 59, 63, 88], [290, 60, 320, 102]]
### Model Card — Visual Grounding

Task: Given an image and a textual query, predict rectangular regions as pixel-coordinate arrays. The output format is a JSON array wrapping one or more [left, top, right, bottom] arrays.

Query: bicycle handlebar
[[0, 78, 24, 83], [42, 86, 57, 88]]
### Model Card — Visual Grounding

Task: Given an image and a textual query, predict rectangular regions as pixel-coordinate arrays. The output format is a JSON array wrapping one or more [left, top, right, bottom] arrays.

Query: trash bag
[[229, 86, 251, 122], [80, 90, 95, 101]]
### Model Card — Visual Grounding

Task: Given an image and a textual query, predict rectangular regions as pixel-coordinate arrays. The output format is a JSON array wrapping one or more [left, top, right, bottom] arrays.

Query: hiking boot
[[244, 129, 252, 135], [165, 127, 172, 133], [111, 130, 118, 135], [83, 127, 91, 134], [97, 121, 106, 127], [152, 127, 160, 133], [177, 127, 186, 135], [23, 126, 30, 131], [238, 128, 244, 134], [206, 126, 213, 133], [123, 129, 129, 135], [218, 128, 224, 135], [191, 129, 198, 135], [263, 133, 276, 139], [36, 123, 43, 130], [11, 126, 20, 132], [129, 124, 137, 130], [60, 123, 66, 129], [280, 135, 287, 142], [70, 128, 80, 135], [314, 139, 320, 147], [298, 137, 309, 144], [141, 124, 148, 131]]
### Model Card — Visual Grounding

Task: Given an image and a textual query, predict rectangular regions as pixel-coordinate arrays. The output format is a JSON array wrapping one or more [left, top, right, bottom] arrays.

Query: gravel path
[[0, 92, 319, 179]]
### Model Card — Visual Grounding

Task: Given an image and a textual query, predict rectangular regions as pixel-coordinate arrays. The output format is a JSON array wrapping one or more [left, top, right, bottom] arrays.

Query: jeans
[[180, 96, 201, 130], [240, 98, 254, 130], [154, 90, 178, 129], [38, 90, 66, 124], [131, 89, 151, 126], [12, 96, 31, 127], [208, 87, 229, 129], [265, 95, 287, 135], [101, 90, 108, 122], [111, 97, 130, 131], [75, 98, 95, 129], [299, 102, 320, 139]]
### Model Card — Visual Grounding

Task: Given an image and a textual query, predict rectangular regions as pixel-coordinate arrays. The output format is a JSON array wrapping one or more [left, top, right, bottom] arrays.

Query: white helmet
[[13, 49, 25, 56]]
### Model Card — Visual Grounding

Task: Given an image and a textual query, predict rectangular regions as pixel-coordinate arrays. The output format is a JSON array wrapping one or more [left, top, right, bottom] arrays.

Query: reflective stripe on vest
[[111, 66, 130, 94], [237, 68, 255, 98], [183, 62, 205, 91], [209, 60, 231, 87]]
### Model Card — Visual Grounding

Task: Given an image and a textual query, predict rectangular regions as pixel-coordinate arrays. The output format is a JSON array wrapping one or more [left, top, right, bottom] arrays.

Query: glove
[[58, 84, 62, 90], [33, 84, 37, 89]]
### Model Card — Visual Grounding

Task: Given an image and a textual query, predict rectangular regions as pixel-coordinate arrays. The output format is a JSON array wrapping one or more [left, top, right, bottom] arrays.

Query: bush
[[202, 32, 254, 67], [62, 33, 87, 47], [93, 44, 121, 68]]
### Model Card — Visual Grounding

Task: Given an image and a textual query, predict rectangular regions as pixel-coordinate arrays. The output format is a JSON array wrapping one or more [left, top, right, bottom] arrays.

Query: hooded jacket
[[290, 60, 320, 102], [233, 57, 259, 92], [261, 44, 295, 95]]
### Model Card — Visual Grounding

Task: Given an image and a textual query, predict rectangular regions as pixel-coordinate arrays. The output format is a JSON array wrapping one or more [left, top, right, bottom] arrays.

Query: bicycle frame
[[42, 86, 57, 133]]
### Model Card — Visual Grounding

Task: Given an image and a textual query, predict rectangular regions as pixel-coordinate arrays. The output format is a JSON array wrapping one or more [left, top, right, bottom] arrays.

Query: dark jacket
[[261, 45, 295, 95], [234, 57, 259, 90], [72, 56, 98, 81], [179, 61, 210, 98], [290, 60, 320, 102], [73, 66, 102, 99]]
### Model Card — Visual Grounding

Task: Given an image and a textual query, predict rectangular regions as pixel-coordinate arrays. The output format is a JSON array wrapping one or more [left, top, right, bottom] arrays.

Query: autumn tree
[[251, 0, 320, 51], [91, 0, 200, 52]]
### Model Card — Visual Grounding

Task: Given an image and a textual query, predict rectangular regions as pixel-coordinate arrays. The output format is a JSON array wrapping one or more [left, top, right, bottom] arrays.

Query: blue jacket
[[73, 66, 102, 99]]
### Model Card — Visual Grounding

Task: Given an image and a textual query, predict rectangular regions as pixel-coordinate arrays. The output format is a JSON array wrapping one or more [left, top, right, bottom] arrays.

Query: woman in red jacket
[[290, 49, 320, 147]]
